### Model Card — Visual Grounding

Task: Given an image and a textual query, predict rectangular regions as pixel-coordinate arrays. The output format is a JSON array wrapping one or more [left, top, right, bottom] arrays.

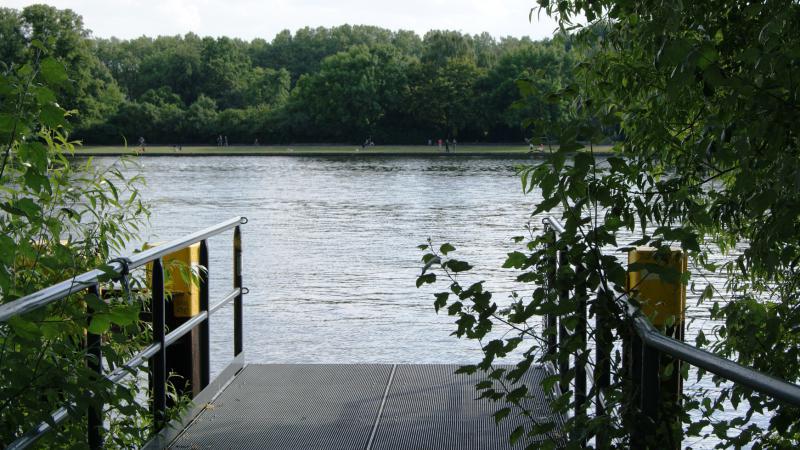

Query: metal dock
[[161, 364, 564, 449], [2, 218, 568, 450]]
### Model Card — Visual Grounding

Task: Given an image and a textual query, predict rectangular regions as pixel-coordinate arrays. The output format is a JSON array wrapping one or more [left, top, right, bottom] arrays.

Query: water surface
[[104, 154, 758, 446]]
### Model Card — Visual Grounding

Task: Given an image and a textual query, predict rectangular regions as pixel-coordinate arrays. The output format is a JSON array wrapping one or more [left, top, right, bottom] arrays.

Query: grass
[[76, 144, 615, 156]]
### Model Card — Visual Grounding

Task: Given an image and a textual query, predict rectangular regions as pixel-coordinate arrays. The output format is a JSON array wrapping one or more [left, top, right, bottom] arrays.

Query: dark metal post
[[151, 258, 167, 430], [558, 249, 570, 397], [574, 265, 587, 417], [545, 227, 557, 359], [199, 240, 210, 389], [628, 332, 644, 447], [595, 289, 612, 449], [234, 226, 243, 356], [86, 284, 103, 450], [637, 344, 661, 447]]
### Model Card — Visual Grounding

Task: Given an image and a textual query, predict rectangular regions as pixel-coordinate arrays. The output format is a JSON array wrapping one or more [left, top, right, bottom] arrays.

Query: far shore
[[75, 144, 615, 157]]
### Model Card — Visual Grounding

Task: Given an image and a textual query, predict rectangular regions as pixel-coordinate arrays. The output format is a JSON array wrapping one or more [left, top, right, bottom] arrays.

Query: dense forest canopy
[[0, 4, 580, 145]]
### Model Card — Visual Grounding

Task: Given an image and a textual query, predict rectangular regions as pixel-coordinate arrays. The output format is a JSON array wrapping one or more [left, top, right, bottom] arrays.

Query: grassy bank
[[76, 144, 615, 156]]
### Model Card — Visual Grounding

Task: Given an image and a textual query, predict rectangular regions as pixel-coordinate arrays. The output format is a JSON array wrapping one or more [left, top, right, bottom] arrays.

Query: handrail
[[627, 302, 800, 406], [3, 217, 248, 449], [542, 216, 565, 235], [542, 215, 800, 407], [0, 216, 247, 322]]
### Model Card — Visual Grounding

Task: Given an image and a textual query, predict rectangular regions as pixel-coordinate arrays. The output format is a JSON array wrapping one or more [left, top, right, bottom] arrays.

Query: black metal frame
[[1, 216, 248, 449], [541, 215, 800, 446]]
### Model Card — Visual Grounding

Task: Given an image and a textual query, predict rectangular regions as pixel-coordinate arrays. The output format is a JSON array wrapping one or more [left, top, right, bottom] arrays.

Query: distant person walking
[[438, 138, 443, 151], [217, 135, 223, 147], [525, 137, 532, 151], [138, 136, 146, 152], [452, 139, 457, 152], [445, 139, 450, 153], [224, 136, 229, 147]]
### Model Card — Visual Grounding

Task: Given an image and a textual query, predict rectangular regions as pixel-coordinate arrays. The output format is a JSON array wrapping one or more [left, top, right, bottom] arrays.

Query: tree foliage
[[419, 0, 800, 448], [0, 32, 153, 447], [2, 5, 582, 145]]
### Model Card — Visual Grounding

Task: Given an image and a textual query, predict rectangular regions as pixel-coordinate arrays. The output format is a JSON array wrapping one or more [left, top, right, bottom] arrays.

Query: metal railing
[[1, 216, 248, 449], [541, 215, 800, 445]]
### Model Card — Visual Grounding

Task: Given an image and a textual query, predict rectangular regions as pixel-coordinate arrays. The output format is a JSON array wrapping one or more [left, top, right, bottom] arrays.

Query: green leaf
[[18, 141, 49, 170], [433, 292, 449, 312], [475, 380, 493, 390], [0, 112, 16, 134], [24, 168, 51, 194], [443, 259, 472, 273], [439, 243, 456, 255], [494, 407, 511, 424], [15, 198, 42, 219], [503, 251, 527, 269], [39, 57, 68, 86], [40, 104, 67, 128], [510, 425, 525, 445], [32, 86, 56, 104], [454, 365, 477, 375], [506, 385, 528, 404], [109, 305, 139, 326], [415, 273, 436, 288], [697, 45, 719, 70], [8, 316, 42, 340], [88, 315, 112, 334]]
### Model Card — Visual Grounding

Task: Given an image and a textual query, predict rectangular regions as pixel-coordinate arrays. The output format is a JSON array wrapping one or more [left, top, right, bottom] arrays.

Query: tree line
[[0, 5, 577, 145]]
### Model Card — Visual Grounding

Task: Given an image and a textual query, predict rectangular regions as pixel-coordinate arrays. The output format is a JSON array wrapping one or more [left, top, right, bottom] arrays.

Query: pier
[[154, 364, 563, 449]]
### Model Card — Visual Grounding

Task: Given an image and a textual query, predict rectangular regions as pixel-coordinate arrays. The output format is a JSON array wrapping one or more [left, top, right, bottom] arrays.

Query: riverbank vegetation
[[0, 5, 589, 146], [75, 144, 614, 156], [0, 39, 154, 445], [420, 0, 800, 448]]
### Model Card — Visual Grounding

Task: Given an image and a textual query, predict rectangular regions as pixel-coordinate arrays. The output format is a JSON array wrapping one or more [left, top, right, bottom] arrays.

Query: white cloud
[[3, 0, 560, 41]]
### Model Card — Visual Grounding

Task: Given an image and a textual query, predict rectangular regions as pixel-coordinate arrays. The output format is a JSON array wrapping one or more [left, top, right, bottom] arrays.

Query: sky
[[4, 0, 561, 42]]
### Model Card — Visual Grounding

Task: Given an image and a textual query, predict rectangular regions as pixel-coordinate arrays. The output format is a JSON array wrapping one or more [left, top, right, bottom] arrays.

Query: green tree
[[421, 0, 800, 448], [181, 94, 219, 143], [409, 57, 484, 139], [478, 39, 573, 140], [0, 5, 125, 135], [289, 45, 410, 141]]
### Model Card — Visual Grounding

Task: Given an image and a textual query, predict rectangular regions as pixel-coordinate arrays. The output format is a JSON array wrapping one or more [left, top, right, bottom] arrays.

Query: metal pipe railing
[[4, 216, 248, 449], [0, 216, 246, 322], [541, 215, 800, 410]]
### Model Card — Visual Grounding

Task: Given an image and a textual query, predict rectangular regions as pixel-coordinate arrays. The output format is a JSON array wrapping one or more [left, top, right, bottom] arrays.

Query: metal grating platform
[[169, 364, 564, 449]]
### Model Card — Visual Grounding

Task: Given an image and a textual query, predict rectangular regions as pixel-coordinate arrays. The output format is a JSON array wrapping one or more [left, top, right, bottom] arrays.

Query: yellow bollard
[[627, 247, 687, 328], [627, 246, 687, 449], [146, 243, 201, 318]]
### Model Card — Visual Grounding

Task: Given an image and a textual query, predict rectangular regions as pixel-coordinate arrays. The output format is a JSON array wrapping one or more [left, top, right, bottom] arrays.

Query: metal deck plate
[[169, 364, 564, 449], [371, 364, 563, 450]]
